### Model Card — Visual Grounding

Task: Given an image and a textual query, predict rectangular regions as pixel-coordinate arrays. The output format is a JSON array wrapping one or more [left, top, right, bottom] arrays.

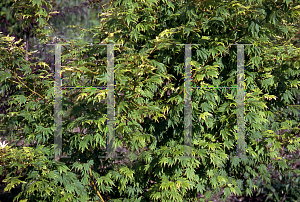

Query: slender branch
[[120, 17, 132, 33], [147, 43, 158, 59], [282, 29, 300, 47], [13, 75, 45, 102], [89, 167, 105, 202], [44, 20, 58, 40]]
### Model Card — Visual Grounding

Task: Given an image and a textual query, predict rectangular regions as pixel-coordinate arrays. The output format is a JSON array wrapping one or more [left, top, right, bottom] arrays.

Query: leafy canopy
[[0, 0, 300, 201]]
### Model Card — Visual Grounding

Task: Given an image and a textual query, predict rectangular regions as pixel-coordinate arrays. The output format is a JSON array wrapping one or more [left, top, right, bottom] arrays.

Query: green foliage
[[0, 0, 300, 201], [0, 144, 89, 201], [0, 0, 54, 42]]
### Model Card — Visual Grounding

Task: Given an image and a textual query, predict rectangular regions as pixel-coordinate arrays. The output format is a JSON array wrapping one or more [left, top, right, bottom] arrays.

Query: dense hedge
[[1, 0, 300, 201]]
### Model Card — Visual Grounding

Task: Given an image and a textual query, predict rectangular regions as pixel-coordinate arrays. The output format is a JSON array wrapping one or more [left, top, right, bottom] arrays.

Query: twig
[[281, 192, 286, 202], [89, 167, 105, 202], [282, 29, 300, 47], [14, 75, 45, 101]]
